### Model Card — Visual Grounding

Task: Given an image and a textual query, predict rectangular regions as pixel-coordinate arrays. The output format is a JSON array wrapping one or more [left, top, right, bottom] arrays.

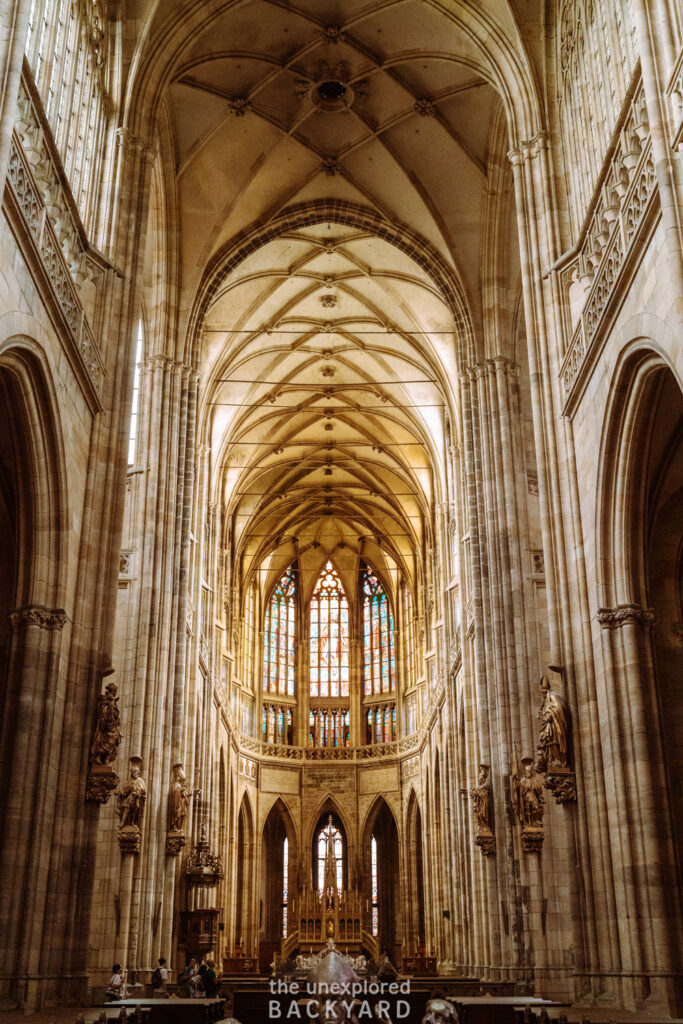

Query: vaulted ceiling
[[135, 0, 529, 597]]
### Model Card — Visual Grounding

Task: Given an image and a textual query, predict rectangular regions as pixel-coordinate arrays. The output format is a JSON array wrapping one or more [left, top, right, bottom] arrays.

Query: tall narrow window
[[316, 818, 343, 894], [263, 567, 296, 696], [128, 322, 144, 465], [309, 561, 348, 698], [371, 835, 379, 936], [362, 564, 395, 695], [282, 837, 289, 938]]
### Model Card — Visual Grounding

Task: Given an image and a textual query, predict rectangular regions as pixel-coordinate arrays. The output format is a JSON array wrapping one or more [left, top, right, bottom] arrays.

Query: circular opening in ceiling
[[317, 81, 346, 100], [311, 79, 355, 112]]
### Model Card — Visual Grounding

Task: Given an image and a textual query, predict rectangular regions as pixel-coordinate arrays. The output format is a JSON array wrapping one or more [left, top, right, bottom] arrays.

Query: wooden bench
[[107, 997, 226, 1024]]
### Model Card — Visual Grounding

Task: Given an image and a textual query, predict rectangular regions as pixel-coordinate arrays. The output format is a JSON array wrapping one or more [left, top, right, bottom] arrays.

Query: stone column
[[0, 606, 67, 1006], [0, 0, 30, 198]]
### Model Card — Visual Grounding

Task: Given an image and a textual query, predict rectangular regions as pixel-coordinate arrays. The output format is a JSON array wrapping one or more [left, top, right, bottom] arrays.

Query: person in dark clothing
[[203, 959, 220, 997]]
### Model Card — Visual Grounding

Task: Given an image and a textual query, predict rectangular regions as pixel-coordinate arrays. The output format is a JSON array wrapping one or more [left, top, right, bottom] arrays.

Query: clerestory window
[[309, 561, 349, 698], [263, 567, 296, 696], [361, 563, 395, 695]]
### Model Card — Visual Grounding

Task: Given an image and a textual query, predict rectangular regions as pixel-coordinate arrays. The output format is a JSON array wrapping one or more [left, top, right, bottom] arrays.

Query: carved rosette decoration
[[86, 681, 122, 803], [511, 756, 545, 853], [535, 671, 576, 804], [185, 822, 224, 888], [470, 763, 495, 856], [116, 757, 146, 854]]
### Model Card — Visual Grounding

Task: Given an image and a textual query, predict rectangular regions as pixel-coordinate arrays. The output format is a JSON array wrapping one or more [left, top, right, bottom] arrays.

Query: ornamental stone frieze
[[666, 47, 683, 150], [557, 75, 659, 412], [86, 682, 122, 804], [8, 71, 107, 407]]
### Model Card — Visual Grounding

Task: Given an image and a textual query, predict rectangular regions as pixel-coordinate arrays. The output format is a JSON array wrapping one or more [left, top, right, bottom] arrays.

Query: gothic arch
[[191, 200, 474, 363], [309, 797, 351, 890], [361, 796, 400, 960], [0, 337, 68, 611], [596, 342, 683, 606], [0, 336, 70, 996], [235, 792, 256, 953], [260, 798, 298, 952], [405, 788, 426, 954], [594, 342, 683, 981]]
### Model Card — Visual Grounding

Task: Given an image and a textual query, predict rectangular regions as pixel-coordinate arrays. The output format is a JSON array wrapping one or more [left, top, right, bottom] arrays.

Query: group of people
[[105, 955, 220, 1001], [177, 958, 220, 998]]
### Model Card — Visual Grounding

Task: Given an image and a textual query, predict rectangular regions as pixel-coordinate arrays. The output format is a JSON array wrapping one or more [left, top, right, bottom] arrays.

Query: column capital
[[9, 605, 68, 632], [596, 603, 655, 629]]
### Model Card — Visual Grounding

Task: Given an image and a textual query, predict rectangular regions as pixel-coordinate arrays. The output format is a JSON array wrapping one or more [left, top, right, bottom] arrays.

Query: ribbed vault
[[135, 0, 524, 600]]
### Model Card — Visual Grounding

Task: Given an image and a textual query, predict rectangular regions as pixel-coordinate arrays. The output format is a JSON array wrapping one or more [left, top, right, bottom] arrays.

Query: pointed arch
[[235, 792, 255, 953], [594, 342, 683, 936], [309, 560, 349, 701], [406, 788, 426, 954], [361, 797, 400, 958], [310, 796, 351, 892], [260, 798, 298, 954], [262, 563, 297, 697], [361, 560, 396, 697]]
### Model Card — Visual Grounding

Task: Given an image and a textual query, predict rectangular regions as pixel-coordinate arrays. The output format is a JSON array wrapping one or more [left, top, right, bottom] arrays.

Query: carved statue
[[470, 763, 492, 832], [90, 682, 122, 765], [117, 760, 146, 829], [512, 757, 544, 829], [535, 675, 570, 773], [169, 763, 191, 832]]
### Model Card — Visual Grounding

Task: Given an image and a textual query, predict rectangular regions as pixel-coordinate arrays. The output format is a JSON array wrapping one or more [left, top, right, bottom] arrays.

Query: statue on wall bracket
[[536, 667, 577, 803], [116, 757, 146, 853], [470, 763, 495, 855], [511, 752, 545, 853], [166, 763, 198, 855], [86, 680, 122, 803]]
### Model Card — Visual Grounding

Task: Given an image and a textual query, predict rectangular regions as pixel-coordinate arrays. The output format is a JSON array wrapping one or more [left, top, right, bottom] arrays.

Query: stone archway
[[362, 796, 400, 965], [595, 346, 683, 1009], [260, 798, 297, 966], [405, 789, 426, 956]]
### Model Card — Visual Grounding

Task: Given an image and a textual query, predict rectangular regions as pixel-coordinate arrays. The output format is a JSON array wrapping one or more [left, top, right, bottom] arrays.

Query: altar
[[282, 816, 378, 961], [295, 885, 366, 954]]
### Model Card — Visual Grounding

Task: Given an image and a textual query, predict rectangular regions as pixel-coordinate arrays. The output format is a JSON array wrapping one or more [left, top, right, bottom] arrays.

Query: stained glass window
[[365, 704, 396, 744], [262, 703, 293, 745], [309, 709, 350, 748], [316, 820, 343, 894], [282, 837, 289, 938], [362, 564, 395, 695], [371, 835, 379, 936], [263, 567, 296, 695], [309, 562, 349, 698]]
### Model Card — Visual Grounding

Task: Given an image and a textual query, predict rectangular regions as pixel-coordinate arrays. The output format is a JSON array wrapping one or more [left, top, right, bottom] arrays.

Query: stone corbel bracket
[[86, 764, 118, 803], [166, 831, 186, 856]]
